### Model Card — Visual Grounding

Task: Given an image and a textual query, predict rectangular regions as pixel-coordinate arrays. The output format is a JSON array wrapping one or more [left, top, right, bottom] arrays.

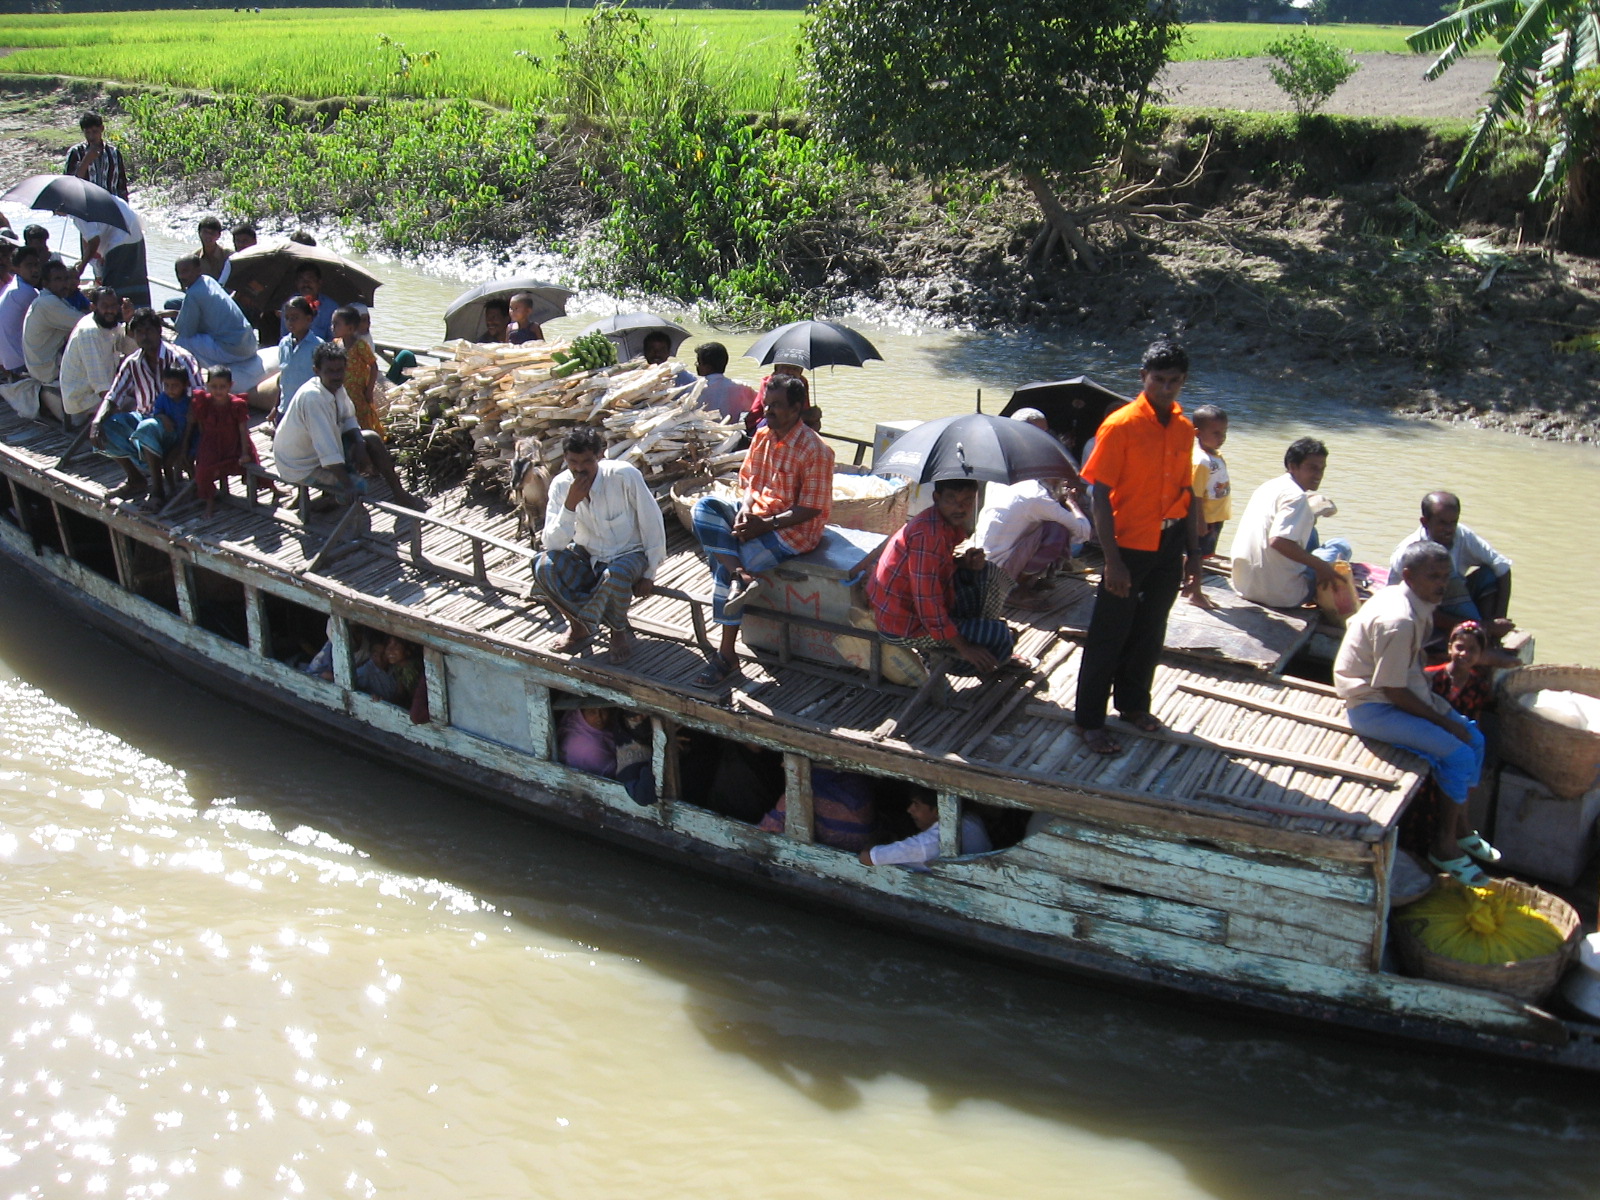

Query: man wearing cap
[[973, 410, 1090, 604], [1074, 337, 1205, 756]]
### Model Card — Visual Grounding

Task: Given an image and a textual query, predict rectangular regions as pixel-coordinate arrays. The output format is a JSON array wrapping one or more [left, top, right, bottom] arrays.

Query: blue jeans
[[1297, 530, 1352, 602], [1346, 701, 1484, 804]]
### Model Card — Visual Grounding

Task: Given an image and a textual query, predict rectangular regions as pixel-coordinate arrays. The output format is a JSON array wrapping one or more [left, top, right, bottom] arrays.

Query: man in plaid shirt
[[867, 478, 1015, 675], [691, 375, 833, 686], [89, 308, 202, 501]]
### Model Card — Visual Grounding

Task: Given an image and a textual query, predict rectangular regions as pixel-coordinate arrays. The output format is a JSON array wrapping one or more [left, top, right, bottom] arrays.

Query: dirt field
[[1159, 52, 1497, 120]]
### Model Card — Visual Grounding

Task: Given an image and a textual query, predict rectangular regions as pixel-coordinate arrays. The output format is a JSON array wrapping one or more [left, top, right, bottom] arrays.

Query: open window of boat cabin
[[256, 591, 331, 668], [119, 535, 180, 615], [185, 564, 248, 646], [338, 621, 426, 713], [675, 727, 785, 825], [4, 481, 64, 555], [53, 503, 118, 583]]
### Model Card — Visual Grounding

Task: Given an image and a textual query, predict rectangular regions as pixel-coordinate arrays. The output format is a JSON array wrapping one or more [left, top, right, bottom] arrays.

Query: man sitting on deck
[[272, 340, 423, 511], [974, 413, 1090, 607], [869, 477, 1016, 675], [14, 261, 84, 417], [89, 308, 202, 502], [690, 375, 833, 687], [57, 287, 132, 428], [1388, 491, 1513, 642], [1334, 540, 1498, 885], [170, 254, 260, 381], [1074, 338, 1204, 756], [1230, 437, 1351, 608], [533, 426, 667, 663]]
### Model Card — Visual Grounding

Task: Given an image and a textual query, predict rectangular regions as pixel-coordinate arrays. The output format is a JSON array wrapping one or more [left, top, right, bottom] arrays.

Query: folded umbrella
[[223, 239, 382, 312], [580, 312, 690, 362], [874, 413, 1080, 486], [744, 319, 882, 371], [443, 278, 573, 341], [1, 174, 129, 231]]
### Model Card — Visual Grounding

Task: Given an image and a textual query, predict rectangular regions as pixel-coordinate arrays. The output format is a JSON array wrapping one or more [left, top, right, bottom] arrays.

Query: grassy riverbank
[[0, 11, 1427, 110]]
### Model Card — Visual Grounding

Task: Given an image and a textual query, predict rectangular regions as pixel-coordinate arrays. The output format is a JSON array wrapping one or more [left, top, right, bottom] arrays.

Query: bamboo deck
[[0, 405, 1424, 843]]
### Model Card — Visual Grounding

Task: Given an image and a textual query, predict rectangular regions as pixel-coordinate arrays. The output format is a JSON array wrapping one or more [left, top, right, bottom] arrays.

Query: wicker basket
[[1495, 665, 1600, 799], [669, 473, 909, 538], [1390, 877, 1580, 1004]]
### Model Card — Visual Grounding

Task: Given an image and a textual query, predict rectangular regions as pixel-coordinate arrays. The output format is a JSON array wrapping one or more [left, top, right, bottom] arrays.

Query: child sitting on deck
[[184, 364, 262, 518], [142, 366, 196, 509]]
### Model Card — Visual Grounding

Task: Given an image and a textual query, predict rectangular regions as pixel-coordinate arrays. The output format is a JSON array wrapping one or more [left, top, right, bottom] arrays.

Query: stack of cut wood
[[384, 340, 746, 498]]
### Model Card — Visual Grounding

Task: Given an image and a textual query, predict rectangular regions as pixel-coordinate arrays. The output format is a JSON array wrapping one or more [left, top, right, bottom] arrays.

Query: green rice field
[[0, 10, 1430, 110]]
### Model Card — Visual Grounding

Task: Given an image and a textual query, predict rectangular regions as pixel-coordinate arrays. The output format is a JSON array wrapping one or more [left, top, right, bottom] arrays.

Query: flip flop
[[1457, 831, 1503, 864], [1121, 712, 1164, 734], [1429, 853, 1491, 887], [721, 576, 755, 619], [1080, 727, 1122, 756], [693, 653, 736, 688]]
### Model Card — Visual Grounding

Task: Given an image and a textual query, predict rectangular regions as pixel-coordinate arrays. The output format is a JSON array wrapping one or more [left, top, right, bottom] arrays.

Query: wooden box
[[1491, 765, 1600, 887]]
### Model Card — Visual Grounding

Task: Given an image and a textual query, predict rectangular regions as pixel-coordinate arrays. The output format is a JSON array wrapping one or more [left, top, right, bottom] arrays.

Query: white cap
[[1012, 407, 1047, 423]]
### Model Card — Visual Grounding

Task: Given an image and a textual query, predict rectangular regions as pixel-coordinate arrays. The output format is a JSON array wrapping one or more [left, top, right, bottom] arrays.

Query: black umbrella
[[443, 278, 572, 341], [744, 320, 883, 370], [1, 174, 129, 231], [874, 413, 1080, 486], [224, 239, 382, 311], [1002, 376, 1129, 457], [580, 312, 690, 361]]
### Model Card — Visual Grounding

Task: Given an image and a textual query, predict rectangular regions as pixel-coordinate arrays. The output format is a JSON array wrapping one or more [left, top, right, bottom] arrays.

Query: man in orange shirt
[[1075, 339, 1205, 755]]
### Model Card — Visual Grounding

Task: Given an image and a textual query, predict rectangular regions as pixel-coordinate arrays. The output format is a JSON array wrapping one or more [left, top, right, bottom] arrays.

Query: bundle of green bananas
[[549, 333, 618, 378]]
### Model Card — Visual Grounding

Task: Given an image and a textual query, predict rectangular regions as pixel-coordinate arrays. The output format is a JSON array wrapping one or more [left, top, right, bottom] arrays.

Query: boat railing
[[232, 459, 916, 694]]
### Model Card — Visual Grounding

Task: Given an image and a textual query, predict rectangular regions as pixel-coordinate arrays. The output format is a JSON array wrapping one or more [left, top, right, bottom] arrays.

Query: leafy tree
[[802, 0, 1180, 271], [1265, 31, 1361, 114], [1408, 0, 1600, 247]]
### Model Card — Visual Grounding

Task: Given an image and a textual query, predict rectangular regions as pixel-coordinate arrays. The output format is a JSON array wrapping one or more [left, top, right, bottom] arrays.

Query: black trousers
[[1075, 523, 1186, 731]]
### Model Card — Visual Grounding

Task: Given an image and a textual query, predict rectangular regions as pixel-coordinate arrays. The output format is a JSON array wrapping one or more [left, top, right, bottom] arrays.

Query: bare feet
[[1080, 727, 1122, 756], [609, 627, 636, 663], [1006, 588, 1055, 611], [553, 623, 592, 654], [105, 480, 147, 502]]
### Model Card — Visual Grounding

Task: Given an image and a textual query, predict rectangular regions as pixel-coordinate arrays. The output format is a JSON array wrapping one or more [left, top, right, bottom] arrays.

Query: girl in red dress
[[184, 365, 260, 518]]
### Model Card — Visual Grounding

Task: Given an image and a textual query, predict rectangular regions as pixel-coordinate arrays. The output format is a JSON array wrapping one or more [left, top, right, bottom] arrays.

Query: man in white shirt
[[57, 287, 133, 426], [857, 790, 991, 866], [533, 425, 667, 663], [1334, 540, 1493, 884], [273, 341, 420, 509], [693, 342, 757, 423], [1, 260, 81, 419], [1229, 436, 1351, 607], [1388, 491, 1512, 638]]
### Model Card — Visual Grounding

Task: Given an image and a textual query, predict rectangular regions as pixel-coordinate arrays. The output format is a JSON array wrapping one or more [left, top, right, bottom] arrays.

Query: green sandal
[[1457, 831, 1502, 864], [1429, 853, 1491, 887]]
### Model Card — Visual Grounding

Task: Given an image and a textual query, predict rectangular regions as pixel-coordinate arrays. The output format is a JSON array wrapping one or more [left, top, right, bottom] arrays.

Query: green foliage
[[802, 0, 1179, 179], [121, 93, 553, 253], [1407, 0, 1600, 226], [1264, 31, 1360, 114]]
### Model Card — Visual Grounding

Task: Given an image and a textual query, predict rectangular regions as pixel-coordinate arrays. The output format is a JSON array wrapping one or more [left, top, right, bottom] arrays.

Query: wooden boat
[[0, 400, 1595, 1073]]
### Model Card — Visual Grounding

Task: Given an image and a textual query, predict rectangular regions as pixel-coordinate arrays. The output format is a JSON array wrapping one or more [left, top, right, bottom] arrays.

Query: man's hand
[[954, 637, 998, 674], [1310, 558, 1340, 588], [1443, 715, 1474, 745], [566, 467, 596, 510], [88, 419, 105, 450], [957, 546, 985, 572], [632, 578, 654, 599], [1102, 557, 1131, 598], [733, 510, 771, 543], [349, 438, 375, 477]]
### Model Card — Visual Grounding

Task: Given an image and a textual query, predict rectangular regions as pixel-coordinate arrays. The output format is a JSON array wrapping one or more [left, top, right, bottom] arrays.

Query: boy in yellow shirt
[[1190, 405, 1231, 556]]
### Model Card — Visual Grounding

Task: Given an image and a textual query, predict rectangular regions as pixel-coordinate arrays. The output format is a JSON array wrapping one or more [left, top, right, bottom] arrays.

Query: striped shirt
[[739, 420, 833, 554], [105, 342, 202, 417]]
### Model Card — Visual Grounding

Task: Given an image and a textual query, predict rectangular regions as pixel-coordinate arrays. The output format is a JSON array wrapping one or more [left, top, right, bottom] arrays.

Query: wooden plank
[[783, 753, 813, 844], [172, 557, 197, 624], [937, 792, 960, 860], [1225, 913, 1371, 971], [245, 586, 271, 658], [423, 646, 450, 728], [330, 615, 355, 690]]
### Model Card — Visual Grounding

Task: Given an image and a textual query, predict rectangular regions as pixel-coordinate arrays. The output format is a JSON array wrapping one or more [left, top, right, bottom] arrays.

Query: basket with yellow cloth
[[1390, 877, 1580, 1004]]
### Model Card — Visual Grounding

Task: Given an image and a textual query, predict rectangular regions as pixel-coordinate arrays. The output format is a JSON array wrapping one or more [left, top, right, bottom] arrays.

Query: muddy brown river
[[0, 214, 1597, 1198]]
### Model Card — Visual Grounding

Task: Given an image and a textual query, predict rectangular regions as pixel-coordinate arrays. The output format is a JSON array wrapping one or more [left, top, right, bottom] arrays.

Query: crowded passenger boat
[[2, 132, 1599, 1073]]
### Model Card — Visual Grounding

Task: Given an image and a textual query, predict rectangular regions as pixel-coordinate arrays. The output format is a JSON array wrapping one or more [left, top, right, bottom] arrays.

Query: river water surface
[[2, 216, 1598, 1199]]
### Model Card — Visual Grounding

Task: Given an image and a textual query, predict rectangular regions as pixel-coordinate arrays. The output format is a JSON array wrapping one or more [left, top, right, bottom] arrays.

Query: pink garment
[[994, 520, 1070, 580], [559, 709, 616, 777]]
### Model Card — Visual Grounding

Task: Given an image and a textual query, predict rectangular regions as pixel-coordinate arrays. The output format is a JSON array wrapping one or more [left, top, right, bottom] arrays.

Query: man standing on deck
[[89, 307, 202, 501], [533, 426, 667, 664], [1074, 338, 1205, 756], [690, 375, 833, 687]]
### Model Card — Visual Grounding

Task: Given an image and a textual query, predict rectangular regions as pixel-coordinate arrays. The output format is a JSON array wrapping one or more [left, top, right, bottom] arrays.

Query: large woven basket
[[669, 473, 909, 538], [1390, 878, 1580, 1004], [1495, 665, 1600, 799]]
